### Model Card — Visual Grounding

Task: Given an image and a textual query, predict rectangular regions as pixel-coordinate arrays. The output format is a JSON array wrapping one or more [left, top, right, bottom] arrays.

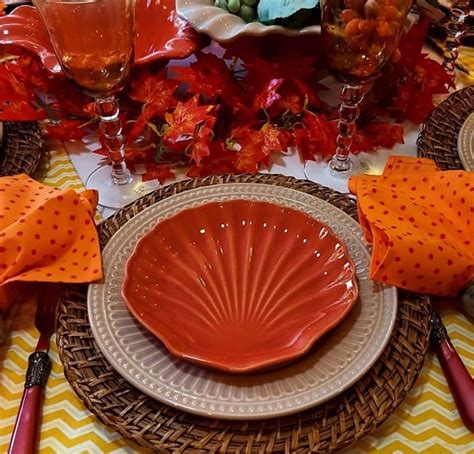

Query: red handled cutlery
[[8, 284, 62, 454]]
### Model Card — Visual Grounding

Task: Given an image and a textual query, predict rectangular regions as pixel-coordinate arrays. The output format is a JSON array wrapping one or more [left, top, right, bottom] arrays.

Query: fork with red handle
[[8, 284, 61, 454], [430, 300, 474, 433]]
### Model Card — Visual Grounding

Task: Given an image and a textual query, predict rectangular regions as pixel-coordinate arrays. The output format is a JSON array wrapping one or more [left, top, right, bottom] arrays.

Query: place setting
[[0, 0, 473, 452]]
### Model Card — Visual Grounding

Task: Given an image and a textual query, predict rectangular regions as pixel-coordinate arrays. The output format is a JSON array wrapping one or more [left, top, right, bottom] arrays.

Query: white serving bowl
[[175, 0, 321, 42]]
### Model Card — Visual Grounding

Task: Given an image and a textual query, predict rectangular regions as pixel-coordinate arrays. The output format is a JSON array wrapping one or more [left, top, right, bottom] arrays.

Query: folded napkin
[[0, 174, 103, 308], [349, 156, 474, 296]]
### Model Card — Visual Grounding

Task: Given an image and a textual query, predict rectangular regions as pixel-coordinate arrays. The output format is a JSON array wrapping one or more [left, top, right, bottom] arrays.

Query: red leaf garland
[[0, 19, 452, 184]]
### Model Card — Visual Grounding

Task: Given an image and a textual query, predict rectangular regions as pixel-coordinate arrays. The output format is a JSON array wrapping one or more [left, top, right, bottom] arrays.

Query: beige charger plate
[[87, 183, 397, 420]]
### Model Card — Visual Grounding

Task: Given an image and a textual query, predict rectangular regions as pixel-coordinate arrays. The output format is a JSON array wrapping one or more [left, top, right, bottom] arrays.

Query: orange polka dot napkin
[[0, 174, 103, 309], [349, 156, 474, 296]]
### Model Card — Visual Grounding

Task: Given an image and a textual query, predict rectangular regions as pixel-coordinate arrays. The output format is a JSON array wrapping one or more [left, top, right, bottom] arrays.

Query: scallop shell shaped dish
[[122, 200, 358, 373]]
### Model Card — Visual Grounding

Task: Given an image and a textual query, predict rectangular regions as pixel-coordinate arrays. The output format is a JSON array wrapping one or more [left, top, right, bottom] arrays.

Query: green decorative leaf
[[257, 0, 319, 22]]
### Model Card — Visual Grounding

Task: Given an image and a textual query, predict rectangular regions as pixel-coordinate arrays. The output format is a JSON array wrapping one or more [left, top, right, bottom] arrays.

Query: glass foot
[[329, 155, 353, 176], [86, 164, 159, 209]]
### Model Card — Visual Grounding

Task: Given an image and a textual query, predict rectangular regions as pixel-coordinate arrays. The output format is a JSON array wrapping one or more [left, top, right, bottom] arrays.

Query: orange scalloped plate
[[122, 200, 359, 373]]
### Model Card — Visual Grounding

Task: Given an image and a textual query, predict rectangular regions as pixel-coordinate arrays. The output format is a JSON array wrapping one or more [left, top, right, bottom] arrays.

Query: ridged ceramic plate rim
[[88, 183, 398, 420], [458, 112, 474, 171]]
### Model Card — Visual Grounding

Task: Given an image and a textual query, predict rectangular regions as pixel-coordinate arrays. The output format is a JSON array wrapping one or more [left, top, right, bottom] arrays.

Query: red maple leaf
[[188, 124, 215, 166], [163, 96, 216, 144], [233, 130, 262, 173], [126, 114, 151, 142], [142, 164, 175, 184], [293, 111, 337, 161], [253, 78, 284, 111], [3, 52, 94, 119], [0, 64, 45, 120], [5, 53, 50, 92], [398, 16, 431, 73], [46, 77, 95, 118], [413, 56, 454, 94], [45, 119, 89, 140], [233, 123, 290, 172], [268, 79, 326, 117], [391, 79, 435, 124], [187, 141, 238, 177], [243, 56, 326, 118], [291, 79, 326, 109], [351, 122, 404, 153], [190, 139, 211, 166], [124, 149, 148, 164], [129, 69, 178, 105], [127, 69, 180, 140], [390, 54, 453, 124], [172, 52, 241, 105]]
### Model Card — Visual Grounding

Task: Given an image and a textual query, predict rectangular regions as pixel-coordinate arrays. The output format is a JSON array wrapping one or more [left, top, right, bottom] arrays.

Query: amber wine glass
[[34, 0, 155, 208], [318, 0, 411, 176]]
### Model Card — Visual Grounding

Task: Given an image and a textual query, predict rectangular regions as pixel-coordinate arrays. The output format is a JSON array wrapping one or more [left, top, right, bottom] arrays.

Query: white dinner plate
[[458, 112, 474, 171], [88, 183, 398, 420]]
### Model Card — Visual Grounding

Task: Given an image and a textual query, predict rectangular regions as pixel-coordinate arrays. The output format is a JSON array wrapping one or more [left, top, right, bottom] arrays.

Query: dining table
[[0, 24, 473, 453]]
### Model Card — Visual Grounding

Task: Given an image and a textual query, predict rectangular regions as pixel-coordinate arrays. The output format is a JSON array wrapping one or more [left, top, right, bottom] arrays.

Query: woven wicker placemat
[[0, 121, 44, 177], [417, 86, 474, 171], [56, 174, 430, 453]]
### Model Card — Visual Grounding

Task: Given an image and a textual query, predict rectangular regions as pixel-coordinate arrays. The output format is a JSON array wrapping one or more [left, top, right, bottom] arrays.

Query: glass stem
[[443, 0, 469, 75], [330, 83, 365, 173], [95, 96, 132, 185]]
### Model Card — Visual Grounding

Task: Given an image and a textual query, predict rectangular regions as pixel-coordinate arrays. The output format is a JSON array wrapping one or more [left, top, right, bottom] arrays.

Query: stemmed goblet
[[309, 0, 412, 178], [34, 0, 156, 208], [442, 0, 471, 78]]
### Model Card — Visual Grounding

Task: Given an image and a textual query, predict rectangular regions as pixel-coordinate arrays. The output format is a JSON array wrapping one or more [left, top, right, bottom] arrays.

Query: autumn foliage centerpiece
[[0, 15, 453, 184]]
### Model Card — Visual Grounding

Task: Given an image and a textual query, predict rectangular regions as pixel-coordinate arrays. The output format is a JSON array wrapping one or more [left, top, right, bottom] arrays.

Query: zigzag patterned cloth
[[0, 142, 473, 452]]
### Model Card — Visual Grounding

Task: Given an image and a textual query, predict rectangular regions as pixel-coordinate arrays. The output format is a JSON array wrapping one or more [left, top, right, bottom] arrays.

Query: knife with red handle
[[8, 284, 61, 454], [430, 308, 474, 432]]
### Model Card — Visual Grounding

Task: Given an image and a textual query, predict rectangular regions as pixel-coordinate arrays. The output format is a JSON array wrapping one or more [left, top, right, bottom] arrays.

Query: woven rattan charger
[[0, 121, 44, 177], [56, 174, 430, 453], [417, 86, 474, 171]]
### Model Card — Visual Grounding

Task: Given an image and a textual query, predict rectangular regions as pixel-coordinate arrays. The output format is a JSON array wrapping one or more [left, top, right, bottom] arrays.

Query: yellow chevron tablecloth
[[0, 141, 473, 453]]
